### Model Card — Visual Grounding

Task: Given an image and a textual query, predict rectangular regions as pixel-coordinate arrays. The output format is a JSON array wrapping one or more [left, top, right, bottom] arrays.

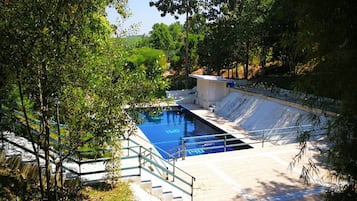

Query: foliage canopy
[[0, 0, 167, 200]]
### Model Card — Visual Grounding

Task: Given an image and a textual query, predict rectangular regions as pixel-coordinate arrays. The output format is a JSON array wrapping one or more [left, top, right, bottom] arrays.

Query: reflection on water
[[138, 107, 235, 159]]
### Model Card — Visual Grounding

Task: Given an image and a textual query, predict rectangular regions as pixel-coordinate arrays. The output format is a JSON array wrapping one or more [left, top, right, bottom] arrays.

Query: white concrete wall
[[215, 91, 328, 144], [196, 79, 229, 108], [211, 81, 229, 101]]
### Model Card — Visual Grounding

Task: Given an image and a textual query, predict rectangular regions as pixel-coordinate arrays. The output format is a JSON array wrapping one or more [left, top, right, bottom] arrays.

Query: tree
[[198, 19, 235, 75], [127, 46, 169, 82], [168, 23, 185, 70], [150, 0, 205, 88], [149, 23, 174, 61], [264, 0, 301, 74], [1, 1, 108, 198], [1, 0, 167, 200], [197, 0, 273, 78], [289, 0, 357, 199]]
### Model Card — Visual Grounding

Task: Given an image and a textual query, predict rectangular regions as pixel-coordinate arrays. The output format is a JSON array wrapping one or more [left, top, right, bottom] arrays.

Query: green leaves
[[149, 0, 198, 17], [150, 23, 174, 52], [1, 0, 168, 198]]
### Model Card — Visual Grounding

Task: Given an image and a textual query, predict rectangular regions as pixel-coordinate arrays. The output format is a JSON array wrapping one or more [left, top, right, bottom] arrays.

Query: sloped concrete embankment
[[215, 91, 327, 144]]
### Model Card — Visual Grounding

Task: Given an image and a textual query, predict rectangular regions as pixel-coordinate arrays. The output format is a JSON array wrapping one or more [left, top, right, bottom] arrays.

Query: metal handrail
[[3, 110, 112, 161], [1, 134, 196, 201], [123, 138, 170, 174], [2, 107, 197, 198], [175, 125, 327, 159], [0, 137, 80, 176], [121, 139, 196, 200], [129, 133, 177, 160], [126, 125, 327, 161]]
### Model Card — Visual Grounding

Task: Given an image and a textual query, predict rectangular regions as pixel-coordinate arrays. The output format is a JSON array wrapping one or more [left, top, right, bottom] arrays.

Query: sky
[[106, 0, 185, 35]]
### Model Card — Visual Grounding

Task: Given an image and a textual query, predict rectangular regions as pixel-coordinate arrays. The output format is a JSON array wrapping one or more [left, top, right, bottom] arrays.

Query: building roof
[[189, 74, 232, 83]]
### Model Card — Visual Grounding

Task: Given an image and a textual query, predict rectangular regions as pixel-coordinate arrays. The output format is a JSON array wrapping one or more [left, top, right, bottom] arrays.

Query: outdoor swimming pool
[[137, 106, 251, 159]]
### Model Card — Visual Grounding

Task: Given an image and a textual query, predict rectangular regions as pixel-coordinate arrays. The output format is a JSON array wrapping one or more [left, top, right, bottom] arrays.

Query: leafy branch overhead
[[0, 0, 168, 200]]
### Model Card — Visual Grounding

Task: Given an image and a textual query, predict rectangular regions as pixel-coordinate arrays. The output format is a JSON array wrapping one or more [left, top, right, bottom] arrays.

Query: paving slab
[[129, 103, 334, 201], [175, 143, 328, 201]]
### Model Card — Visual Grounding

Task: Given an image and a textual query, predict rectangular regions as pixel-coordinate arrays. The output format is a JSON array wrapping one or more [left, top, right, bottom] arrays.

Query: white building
[[189, 74, 235, 109]]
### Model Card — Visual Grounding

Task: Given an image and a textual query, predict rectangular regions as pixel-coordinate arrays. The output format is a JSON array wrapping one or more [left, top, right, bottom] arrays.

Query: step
[[161, 191, 173, 201], [120, 175, 141, 184], [173, 196, 183, 201], [140, 180, 152, 193], [5, 154, 22, 170], [5, 150, 22, 158], [0, 150, 6, 164], [151, 185, 163, 198], [140, 180, 184, 201], [22, 159, 37, 164]]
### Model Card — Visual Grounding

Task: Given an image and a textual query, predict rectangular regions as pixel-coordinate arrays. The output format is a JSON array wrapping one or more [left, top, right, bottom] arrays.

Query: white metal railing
[[139, 125, 327, 160], [121, 138, 196, 200]]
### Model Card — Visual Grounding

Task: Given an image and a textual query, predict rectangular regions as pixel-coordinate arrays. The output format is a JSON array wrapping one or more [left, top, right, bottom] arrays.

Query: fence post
[[149, 147, 153, 161], [191, 176, 195, 201], [224, 135, 227, 152], [172, 160, 176, 182], [262, 131, 265, 148], [138, 146, 142, 177], [127, 138, 130, 156], [78, 151, 82, 186], [182, 139, 186, 160]]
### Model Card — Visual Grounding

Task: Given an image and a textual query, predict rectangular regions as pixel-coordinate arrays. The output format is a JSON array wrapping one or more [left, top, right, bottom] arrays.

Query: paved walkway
[[176, 143, 329, 201], [169, 104, 332, 200]]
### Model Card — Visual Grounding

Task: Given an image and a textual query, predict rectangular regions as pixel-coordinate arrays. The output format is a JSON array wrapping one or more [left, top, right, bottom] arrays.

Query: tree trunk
[[55, 97, 63, 200], [16, 69, 44, 200], [289, 54, 297, 75], [244, 41, 250, 79], [0, 100, 3, 149], [184, 6, 190, 89], [39, 61, 51, 200], [260, 46, 267, 77], [235, 63, 239, 78]]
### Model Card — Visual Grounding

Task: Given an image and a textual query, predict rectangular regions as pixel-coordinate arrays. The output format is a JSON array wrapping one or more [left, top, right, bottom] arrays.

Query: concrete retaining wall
[[215, 91, 328, 144]]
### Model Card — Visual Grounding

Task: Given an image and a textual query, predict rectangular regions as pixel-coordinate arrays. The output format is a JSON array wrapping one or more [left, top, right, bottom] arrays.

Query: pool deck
[[180, 103, 269, 148], [176, 142, 329, 201], [164, 104, 332, 200], [128, 103, 335, 201]]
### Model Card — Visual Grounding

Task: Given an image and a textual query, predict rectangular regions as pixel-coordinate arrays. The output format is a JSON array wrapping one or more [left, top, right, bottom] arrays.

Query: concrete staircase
[[139, 179, 183, 201], [1, 132, 188, 201], [1, 151, 40, 181]]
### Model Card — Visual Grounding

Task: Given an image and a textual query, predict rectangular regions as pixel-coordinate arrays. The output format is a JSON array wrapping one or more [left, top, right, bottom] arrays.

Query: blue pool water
[[137, 107, 251, 159]]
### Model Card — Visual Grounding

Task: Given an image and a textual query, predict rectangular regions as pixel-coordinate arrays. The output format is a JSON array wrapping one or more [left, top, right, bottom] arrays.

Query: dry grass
[[83, 182, 134, 201], [191, 61, 284, 80]]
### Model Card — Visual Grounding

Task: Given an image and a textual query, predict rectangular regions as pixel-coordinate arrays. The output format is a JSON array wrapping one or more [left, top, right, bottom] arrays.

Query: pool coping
[[129, 102, 332, 201], [179, 103, 273, 149]]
